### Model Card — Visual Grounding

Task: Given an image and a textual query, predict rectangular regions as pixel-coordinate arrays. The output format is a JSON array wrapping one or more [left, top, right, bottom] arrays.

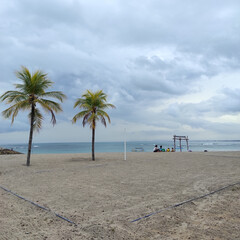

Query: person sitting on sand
[[159, 145, 163, 152], [153, 145, 160, 152], [166, 148, 170, 152], [171, 148, 175, 152]]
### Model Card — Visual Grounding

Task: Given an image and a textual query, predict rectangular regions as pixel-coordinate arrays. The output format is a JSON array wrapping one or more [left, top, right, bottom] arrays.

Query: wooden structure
[[173, 135, 189, 152]]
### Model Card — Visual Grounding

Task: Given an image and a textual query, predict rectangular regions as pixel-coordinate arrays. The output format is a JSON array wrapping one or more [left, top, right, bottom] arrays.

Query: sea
[[1, 140, 240, 154]]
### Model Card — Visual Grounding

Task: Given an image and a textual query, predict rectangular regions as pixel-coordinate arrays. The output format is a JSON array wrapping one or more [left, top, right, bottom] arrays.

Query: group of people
[[153, 145, 175, 152]]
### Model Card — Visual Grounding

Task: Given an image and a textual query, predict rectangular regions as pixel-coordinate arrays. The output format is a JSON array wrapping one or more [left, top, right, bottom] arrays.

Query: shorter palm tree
[[72, 90, 115, 160], [0, 66, 66, 166]]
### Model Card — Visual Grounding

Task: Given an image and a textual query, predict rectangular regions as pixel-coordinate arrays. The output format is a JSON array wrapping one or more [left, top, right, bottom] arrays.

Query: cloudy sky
[[1, 0, 240, 144]]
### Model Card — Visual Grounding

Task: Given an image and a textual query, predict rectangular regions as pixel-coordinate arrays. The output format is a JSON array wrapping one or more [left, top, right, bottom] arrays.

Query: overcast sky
[[1, 0, 240, 144]]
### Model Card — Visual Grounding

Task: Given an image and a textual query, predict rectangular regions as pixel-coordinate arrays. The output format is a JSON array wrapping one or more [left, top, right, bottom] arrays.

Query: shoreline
[[2, 140, 240, 154], [1, 150, 240, 156]]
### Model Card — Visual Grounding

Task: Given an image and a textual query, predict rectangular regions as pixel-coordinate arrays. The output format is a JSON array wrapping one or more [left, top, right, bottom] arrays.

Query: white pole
[[124, 128, 127, 160]]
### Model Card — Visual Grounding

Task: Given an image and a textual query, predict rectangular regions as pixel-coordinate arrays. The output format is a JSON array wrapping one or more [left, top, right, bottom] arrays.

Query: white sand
[[0, 152, 240, 239]]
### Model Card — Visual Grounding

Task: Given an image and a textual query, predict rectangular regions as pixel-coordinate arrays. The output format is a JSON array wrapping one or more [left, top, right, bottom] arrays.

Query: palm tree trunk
[[92, 127, 95, 161], [26, 104, 35, 166]]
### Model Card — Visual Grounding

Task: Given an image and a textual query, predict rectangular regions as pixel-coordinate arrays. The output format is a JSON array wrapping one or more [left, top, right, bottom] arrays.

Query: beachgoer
[[171, 148, 175, 152], [159, 145, 163, 152], [166, 148, 170, 152], [153, 145, 160, 152]]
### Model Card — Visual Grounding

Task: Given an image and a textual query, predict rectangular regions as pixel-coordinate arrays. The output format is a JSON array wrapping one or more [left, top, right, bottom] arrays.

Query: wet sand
[[0, 152, 240, 239]]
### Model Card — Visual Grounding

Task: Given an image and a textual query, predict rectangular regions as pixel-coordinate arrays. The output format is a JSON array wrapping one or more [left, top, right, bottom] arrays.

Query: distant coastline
[[0, 147, 22, 155], [1, 140, 240, 154]]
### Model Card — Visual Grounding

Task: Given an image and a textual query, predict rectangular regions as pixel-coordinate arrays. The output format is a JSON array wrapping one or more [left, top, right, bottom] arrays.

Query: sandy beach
[[0, 152, 239, 240]]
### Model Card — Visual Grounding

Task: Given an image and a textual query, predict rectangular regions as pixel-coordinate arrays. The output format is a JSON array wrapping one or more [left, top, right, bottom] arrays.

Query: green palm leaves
[[72, 90, 116, 160], [0, 66, 116, 164], [1, 67, 65, 130], [72, 90, 115, 127], [0, 66, 66, 166]]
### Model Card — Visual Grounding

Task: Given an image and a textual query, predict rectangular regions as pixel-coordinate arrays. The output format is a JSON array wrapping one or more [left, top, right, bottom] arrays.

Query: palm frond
[[0, 91, 27, 103], [82, 112, 92, 127], [36, 99, 61, 125], [1, 66, 65, 129], [15, 66, 53, 96], [2, 100, 30, 123], [72, 110, 89, 124], [15, 66, 31, 88], [40, 91, 66, 102], [103, 103, 116, 109], [29, 108, 44, 132], [97, 110, 111, 123], [32, 70, 52, 92], [72, 89, 115, 129], [99, 115, 107, 127], [37, 99, 63, 113], [73, 98, 87, 108]]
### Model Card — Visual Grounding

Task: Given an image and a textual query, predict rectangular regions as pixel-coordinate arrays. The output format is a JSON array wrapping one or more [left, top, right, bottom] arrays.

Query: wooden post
[[173, 135, 189, 152], [173, 135, 176, 151], [124, 128, 127, 160], [179, 137, 182, 152]]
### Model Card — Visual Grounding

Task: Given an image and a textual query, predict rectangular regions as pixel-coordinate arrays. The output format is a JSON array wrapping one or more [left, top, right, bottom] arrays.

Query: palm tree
[[72, 90, 115, 160], [0, 66, 66, 166]]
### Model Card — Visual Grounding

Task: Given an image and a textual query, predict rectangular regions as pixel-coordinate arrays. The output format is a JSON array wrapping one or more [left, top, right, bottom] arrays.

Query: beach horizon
[[1, 139, 240, 155]]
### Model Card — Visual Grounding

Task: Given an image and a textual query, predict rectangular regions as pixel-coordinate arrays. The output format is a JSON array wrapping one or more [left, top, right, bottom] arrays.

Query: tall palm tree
[[72, 90, 115, 160], [0, 66, 66, 166]]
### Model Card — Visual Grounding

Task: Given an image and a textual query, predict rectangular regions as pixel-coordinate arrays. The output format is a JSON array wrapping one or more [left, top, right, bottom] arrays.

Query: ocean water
[[2, 140, 240, 154]]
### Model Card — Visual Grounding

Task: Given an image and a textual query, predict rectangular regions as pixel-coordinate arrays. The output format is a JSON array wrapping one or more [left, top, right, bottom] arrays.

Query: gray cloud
[[1, 0, 240, 142]]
